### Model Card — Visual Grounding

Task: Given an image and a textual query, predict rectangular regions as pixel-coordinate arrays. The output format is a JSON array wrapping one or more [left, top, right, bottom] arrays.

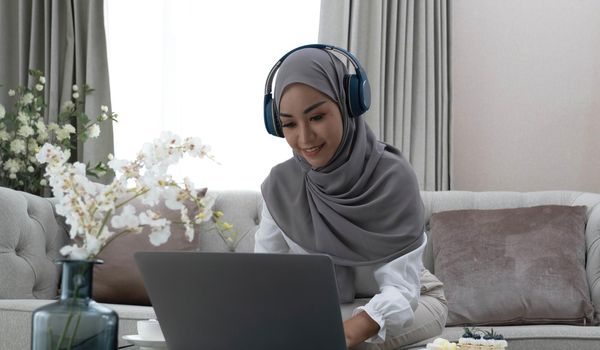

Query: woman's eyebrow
[[280, 100, 327, 118], [303, 100, 326, 114]]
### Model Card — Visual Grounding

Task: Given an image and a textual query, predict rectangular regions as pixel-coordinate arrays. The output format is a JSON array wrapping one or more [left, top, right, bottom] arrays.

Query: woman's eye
[[310, 114, 324, 121], [281, 122, 295, 128]]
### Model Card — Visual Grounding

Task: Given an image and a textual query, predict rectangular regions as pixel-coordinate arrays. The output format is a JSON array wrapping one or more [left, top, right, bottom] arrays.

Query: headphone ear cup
[[263, 94, 283, 137], [345, 74, 363, 118]]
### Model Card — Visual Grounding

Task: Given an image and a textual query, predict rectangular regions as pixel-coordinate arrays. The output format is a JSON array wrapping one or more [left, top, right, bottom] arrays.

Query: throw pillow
[[430, 205, 595, 326], [92, 196, 202, 306]]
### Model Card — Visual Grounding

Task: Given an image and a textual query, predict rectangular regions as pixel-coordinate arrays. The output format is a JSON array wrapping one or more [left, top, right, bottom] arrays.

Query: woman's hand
[[343, 311, 380, 348]]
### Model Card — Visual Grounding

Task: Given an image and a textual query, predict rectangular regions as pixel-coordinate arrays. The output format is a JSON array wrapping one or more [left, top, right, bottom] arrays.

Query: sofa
[[1, 186, 599, 350]]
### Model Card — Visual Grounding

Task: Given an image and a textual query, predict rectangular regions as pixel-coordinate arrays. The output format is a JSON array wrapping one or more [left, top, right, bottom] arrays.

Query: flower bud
[[8, 89, 15, 96], [35, 84, 44, 91], [39, 76, 46, 84], [40, 179, 47, 186], [27, 166, 35, 172], [72, 85, 79, 92], [72, 92, 80, 99]]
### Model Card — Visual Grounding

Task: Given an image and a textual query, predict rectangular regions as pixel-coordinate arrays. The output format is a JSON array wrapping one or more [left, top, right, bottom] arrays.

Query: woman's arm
[[343, 311, 381, 347], [350, 237, 427, 345]]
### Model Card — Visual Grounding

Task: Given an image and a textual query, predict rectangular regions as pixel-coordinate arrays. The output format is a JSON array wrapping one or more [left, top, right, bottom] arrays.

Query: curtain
[[319, 0, 451, 190], [0, 0, 113, 176]]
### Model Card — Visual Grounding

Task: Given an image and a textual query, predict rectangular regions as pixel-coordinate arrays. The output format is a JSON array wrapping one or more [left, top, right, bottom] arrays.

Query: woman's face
[[279, 83, 343, 169]]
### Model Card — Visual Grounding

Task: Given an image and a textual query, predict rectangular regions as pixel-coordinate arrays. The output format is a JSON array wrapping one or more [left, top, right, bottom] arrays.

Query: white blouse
[[254, 201, 426, 344]]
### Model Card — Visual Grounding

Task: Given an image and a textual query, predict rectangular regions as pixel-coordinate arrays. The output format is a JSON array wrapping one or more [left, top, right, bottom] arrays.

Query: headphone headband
[[264, 44, 366, 95], [263, 44, 371, 137]]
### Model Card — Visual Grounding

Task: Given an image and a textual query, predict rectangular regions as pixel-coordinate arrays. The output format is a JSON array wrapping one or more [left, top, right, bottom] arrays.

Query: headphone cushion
[[345, 74, 365, 118], [263, 94, 283, 137]]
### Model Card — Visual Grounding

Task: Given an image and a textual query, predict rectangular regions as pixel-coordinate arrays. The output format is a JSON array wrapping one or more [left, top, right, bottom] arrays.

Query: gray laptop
[[134, 251, 347, 350]]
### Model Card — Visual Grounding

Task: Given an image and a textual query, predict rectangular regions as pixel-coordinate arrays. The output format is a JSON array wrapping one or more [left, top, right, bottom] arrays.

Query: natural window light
[[104, 0, 320, 191]]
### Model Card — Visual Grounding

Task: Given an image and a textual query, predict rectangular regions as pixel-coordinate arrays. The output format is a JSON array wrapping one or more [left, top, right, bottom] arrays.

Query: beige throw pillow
[[92, 197, 201, 306], [430, 205, 595, 326]]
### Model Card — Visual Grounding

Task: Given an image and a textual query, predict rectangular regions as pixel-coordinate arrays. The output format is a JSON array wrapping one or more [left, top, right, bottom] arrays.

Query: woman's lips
[[301, 144, 324, 158]]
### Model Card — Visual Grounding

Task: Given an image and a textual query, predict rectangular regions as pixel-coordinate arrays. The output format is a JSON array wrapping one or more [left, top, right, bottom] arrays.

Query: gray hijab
[[261, 48, 425, 303]]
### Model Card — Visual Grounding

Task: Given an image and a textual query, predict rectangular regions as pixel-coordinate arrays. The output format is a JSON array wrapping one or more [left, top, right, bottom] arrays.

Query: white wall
[[451, 0, 600, 192]]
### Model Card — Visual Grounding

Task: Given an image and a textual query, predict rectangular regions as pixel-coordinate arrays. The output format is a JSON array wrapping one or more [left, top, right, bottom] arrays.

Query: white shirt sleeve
[[254, 200, 290, 254], [353, 236, 426, 343]]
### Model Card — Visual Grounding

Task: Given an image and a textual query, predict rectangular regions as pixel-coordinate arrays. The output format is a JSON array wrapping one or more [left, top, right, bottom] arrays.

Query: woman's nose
[[297, 123, 315, 144]]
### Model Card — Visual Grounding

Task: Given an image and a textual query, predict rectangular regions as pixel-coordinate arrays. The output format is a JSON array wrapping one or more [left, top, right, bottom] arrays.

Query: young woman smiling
[[257, 46, 448, 349]]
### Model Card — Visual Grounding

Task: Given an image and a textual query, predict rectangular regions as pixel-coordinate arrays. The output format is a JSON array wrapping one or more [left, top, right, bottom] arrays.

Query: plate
[[122, 334, 167, 349]]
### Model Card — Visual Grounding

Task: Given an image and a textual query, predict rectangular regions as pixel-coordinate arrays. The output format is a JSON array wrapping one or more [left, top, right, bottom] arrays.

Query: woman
[[256, 45, 447, 349]]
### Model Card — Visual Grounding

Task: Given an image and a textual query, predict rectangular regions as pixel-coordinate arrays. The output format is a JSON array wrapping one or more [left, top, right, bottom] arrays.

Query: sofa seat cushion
[[0, 299, 155, 349]]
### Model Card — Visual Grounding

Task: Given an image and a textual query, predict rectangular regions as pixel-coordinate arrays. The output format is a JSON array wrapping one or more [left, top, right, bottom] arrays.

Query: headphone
[[263, 44, 371, 137]]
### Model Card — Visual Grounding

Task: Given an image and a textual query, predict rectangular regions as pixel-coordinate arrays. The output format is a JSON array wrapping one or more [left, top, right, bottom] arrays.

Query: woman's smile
[[301, 143, 325, 158]]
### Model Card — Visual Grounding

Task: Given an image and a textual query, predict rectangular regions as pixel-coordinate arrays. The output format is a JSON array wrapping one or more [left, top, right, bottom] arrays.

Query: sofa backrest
[[201, 190, 263, 253], [2, 187, 599, 321]]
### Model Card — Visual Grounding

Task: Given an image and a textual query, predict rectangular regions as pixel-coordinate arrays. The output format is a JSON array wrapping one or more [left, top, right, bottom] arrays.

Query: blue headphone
[[263, 44, 371, 137]]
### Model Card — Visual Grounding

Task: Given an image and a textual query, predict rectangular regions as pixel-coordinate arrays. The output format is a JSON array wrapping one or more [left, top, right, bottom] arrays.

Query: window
[[104, 0, 320, 190]]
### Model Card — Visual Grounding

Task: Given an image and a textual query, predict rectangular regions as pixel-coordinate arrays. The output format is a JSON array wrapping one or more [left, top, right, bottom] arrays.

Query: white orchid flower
[[36, 131, 222, 260], [111, 205, 140, 229], [164, 188, 184, 210], [149, 225, 171, 246], [60, 245, 89, 260]]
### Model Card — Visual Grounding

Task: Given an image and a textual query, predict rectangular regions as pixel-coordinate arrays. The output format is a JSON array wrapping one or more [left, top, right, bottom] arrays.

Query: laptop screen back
[[134, 251, 347, 350]]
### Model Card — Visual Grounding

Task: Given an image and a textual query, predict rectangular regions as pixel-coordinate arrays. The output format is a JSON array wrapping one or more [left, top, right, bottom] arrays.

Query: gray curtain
[[0, 0, 113, 173], [319, 0, 451, 191]]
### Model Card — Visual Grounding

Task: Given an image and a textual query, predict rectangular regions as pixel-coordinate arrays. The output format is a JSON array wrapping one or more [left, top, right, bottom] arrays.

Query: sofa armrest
[[574, 193, 600, 323], [0, 187, 68, 299]]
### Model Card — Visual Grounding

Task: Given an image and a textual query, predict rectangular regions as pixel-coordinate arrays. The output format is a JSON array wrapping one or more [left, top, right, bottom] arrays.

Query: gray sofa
[[1, 186, 599, 349]]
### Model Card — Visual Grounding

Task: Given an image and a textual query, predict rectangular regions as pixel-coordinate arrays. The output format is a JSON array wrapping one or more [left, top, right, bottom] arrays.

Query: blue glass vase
[[31, 260, 119, 350]]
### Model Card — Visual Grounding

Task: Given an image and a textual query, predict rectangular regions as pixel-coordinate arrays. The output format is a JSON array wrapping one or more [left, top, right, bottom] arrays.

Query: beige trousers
[[352, 269, 448, 350]]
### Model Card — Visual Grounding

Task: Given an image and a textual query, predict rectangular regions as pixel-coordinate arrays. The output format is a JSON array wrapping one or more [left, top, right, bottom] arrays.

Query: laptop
[[134, 251, 347, 350]]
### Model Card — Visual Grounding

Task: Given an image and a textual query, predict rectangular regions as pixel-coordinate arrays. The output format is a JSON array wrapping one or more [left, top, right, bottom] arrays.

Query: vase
[[31, 260, 119, 350]]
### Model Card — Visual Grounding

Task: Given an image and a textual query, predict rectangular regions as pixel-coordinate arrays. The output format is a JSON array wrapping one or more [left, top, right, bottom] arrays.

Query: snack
[[458, 328, 508, 349], [426, 337, 457, 350], [425, 328, 508, 350]]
